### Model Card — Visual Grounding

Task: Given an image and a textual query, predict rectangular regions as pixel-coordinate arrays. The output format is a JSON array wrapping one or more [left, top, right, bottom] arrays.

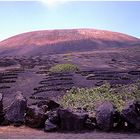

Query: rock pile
[[0, 92, 140, 132]]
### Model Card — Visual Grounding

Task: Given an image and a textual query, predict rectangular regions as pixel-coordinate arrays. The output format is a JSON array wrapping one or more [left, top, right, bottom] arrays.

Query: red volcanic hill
[[0, 29, 140, 56]]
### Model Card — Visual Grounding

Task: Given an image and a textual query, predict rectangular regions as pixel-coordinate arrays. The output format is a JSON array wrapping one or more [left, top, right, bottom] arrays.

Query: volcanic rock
[[121, 100, 140, 130], [37, 99, 60, 110], [47, 110, 60, 125], [44, 119, 57, 132], [84, 117, 96, 130], [95, 101, 114, 131], [25, 105, 47, 128], [4, 92, 27, 126], [0, 93, 4, 124], [58, 108, 88, 131]]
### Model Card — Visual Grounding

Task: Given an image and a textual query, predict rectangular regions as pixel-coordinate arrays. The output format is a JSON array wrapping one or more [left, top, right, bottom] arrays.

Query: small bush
[[59, 82, 140, 112], [49, 63, 79, 73]]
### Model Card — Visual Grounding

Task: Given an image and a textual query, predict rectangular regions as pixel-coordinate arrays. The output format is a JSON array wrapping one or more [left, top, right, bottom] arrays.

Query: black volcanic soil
[[0, 49, 140, 138], [0, 29, 140, 138], [1, 48, 140, 106]]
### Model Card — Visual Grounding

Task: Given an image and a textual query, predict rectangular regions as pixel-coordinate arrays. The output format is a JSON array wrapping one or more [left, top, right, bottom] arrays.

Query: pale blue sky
[[0, 1, 140, 41]]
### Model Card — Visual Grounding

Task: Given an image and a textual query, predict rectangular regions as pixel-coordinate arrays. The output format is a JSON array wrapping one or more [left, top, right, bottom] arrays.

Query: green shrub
[[49, 63, 79, 73], [59, 82, 140, 112]]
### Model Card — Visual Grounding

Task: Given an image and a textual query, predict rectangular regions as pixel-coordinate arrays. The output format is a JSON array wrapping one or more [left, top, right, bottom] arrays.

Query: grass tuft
[[49, 63, 79, 73]]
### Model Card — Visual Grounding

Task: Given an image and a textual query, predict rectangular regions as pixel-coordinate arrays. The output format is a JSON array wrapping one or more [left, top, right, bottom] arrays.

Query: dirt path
[[0, 126, 140, 139]]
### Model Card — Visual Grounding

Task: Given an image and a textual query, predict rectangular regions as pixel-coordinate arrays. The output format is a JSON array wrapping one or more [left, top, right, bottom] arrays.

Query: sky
[[0, 1, 140, 41]]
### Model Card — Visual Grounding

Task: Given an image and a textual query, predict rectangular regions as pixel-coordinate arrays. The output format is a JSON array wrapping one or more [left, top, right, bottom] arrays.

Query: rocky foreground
[[0, 91, 140, 136]]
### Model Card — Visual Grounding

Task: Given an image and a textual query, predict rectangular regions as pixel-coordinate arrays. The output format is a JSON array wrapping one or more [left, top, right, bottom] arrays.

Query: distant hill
[[0, 29, 140, 56]]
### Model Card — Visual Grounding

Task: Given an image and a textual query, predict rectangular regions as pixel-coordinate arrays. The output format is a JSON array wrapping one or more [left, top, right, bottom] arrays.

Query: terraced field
[[0, 49, 140, 107], [0, 47, 140, 139]]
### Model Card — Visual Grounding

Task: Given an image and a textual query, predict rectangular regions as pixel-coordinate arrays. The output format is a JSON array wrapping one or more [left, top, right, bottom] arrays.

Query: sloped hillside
[[0, 29, 140, 56]]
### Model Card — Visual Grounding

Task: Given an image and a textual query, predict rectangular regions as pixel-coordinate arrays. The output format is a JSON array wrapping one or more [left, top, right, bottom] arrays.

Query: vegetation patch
[[49, 63, 79, 73], [59, 82, 140, 112]]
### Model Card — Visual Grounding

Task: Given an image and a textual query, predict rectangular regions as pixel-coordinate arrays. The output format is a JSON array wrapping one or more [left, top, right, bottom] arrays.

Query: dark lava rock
[[25, 105, 47, 128], [5, 92, 27, 126], [37, 99, 60, 110], [44, 119, 57, 132], [47, 110, 60, 125], [0, 93, 4, 124], [95, 101, 114, 131], [44, 110, 60, 132], [84, 117, 96, 130], [58, 108, 88, 131], [121, 100, 140, 130], [136, 101, 140, 109], [112, 110, 126, 131]]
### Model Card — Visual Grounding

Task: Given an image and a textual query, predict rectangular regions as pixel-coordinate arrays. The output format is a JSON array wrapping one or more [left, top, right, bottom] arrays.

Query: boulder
[[112, 110, 126, 130], [121, 100, 140, 130], [58, 108, 88, 131], [25, 105, 47, 128], [95, 101, 114, 131], [37, 99, 60, 110], [0, 93, 4, 124], [84, 117, 96, 130], [5, 92, 27, 126], [44, 119, 57, 132], [44, 110, 60, 132], [47, 110, 60, 125]]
